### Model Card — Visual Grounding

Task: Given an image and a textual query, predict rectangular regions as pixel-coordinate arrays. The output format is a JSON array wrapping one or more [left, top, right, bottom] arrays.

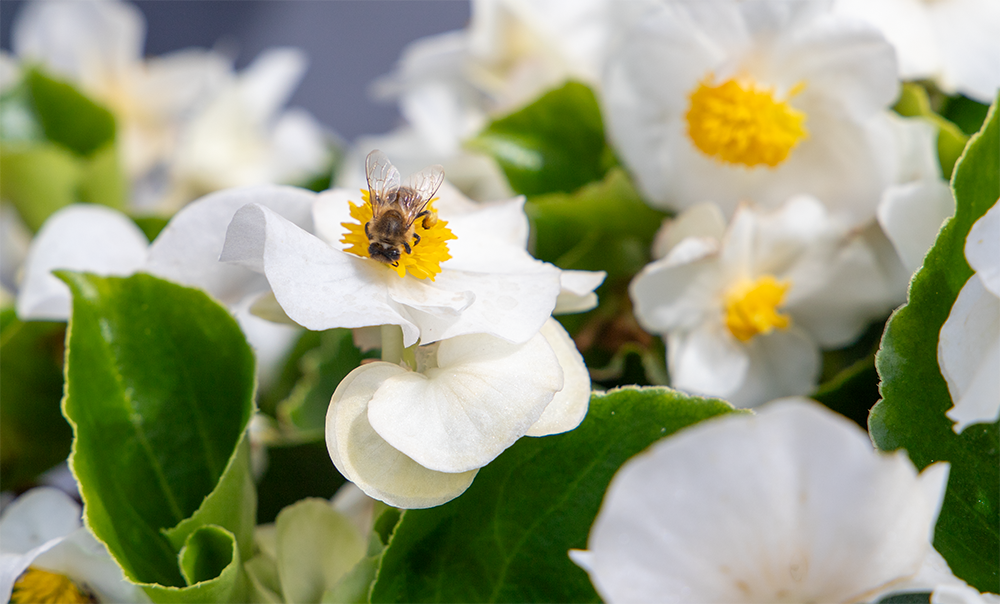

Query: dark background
[[0, 0, 472, 141]]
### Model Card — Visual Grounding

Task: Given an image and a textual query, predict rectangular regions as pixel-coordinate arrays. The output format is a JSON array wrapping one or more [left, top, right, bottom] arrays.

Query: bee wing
[[365, 150, 400, 211], [403, 163, 445, 215]]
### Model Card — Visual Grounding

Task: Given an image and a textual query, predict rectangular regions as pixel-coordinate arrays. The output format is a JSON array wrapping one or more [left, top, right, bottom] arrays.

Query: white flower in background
[[14, 186, 317, 387], [602, 0, 903, 227], [326, 318, 590, 508], [0, 487, 148, 603], [372, 0, 610, 158], [834, 0, 1000, 103], [10, 0, 229, 182], [938, 199, 1000, 432], [630, 197, 897, 407], [221, 174, 604, 348], [163, 48, 331, 211], [360, 0, 610, 202], [570, 398, 958, 604]]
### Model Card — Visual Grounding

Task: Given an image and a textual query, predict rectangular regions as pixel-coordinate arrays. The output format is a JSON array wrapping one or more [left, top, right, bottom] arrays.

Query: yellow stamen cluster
[[686, 76, 808, 168], [723, 275, 792, 342], [11, 567, 93, 604], [341, 190, 456, 281]]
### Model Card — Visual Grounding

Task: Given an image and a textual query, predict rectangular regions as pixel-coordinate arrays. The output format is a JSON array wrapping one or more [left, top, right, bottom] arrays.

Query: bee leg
[[403, 241, 412, 254], [419, 211, 438, 229], [412, 232, 421, 247], [364, 222, 371, 238]]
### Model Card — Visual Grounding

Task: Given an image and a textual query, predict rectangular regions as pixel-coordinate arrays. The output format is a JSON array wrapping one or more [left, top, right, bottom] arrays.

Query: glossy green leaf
[[894, 83, 969, 179], [277, 328, 369, 439], [59, 272, 257, 593], [526, 168, 666, 277], [370, 387, 744, 603], [25, 67, 116, 156], [870, 96, 999, 591], [0, 309, 70, 490], [467, 81, 615, 195]]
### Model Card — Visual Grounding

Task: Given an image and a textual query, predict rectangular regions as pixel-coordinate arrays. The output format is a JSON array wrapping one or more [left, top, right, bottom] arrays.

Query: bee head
[[369, 242, 401, 265]]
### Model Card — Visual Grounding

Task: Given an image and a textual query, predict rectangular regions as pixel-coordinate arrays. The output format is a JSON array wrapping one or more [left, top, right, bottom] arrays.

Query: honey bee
[[364, 150, 445, 266]]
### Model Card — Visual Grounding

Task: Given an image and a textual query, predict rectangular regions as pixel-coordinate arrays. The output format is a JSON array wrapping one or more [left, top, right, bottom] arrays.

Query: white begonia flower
[[14, 186, 317, 381], [326, 318, 590, 509], [371, 0, 610, 158], [570, 398, 954, 604], [630, 196, 898, 407], [602, 0, 902, 227], [221, 176, 604, 348], [10, 0, 229, 183], [938, 199, 1000, 432], [833, 0, 1000, 104], [1, 487, 148, 603], [163, 48, 331, 211]]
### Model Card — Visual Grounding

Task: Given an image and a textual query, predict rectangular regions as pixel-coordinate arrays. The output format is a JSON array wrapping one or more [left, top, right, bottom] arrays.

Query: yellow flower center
[[723, 275, 792, 342], [340, 190, 456, 281], [11, 567, 94, 604], [686, 76, 808, 168]]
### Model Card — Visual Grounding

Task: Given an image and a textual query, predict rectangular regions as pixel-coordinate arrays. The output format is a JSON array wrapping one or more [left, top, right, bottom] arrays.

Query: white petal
[[367, 331, 563, 473], [13, 0, 144, 84], [442, 192, 533, 272], [146, 185, 315, 305], [311, 188, 356, 248], [236, 48, 308, 125], [651, 202, 727, 260], [402, 266, 562, 345], [966, 200, 1000, 297], [939, 275, 1000, 432], [667, 325, 749, 399], [726, 327, 822, 408], [325, 363, 478, 509], [17, 205, 148, 321], [221, 203, 420, 345], [581, 399, 949, 603], [877, 180, 955, 275], [630, 244, 721, 334], [554, 270, 606, 314], [527, 319, 592, 436]]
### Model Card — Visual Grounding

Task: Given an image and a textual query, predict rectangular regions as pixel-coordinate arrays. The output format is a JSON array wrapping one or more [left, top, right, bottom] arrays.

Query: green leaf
[[25, 67, 116, 156], [256, 442, 347, 525], [894, 83, 969, 179], [941, 95, 990, 137], [59, 272, 257, 593], [0, 143, 83, 231], [870, 96, 999, 591], [370, 387, 745, 603], [467, 81, 615, 195], [0, 310, 70, 490], [277, 328, 370, 438], [0, 68, 126, 231], [526, 168, 666, 277], [145, 526, 252, 603]]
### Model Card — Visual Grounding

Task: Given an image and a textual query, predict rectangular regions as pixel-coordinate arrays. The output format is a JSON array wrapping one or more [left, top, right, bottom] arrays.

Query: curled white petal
[[325, 363, 478, 509], [554, 270, 606, 314], [367, 330, 563, 473], [527, 319, 592, 437], [939, 275, 1000, 432]]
